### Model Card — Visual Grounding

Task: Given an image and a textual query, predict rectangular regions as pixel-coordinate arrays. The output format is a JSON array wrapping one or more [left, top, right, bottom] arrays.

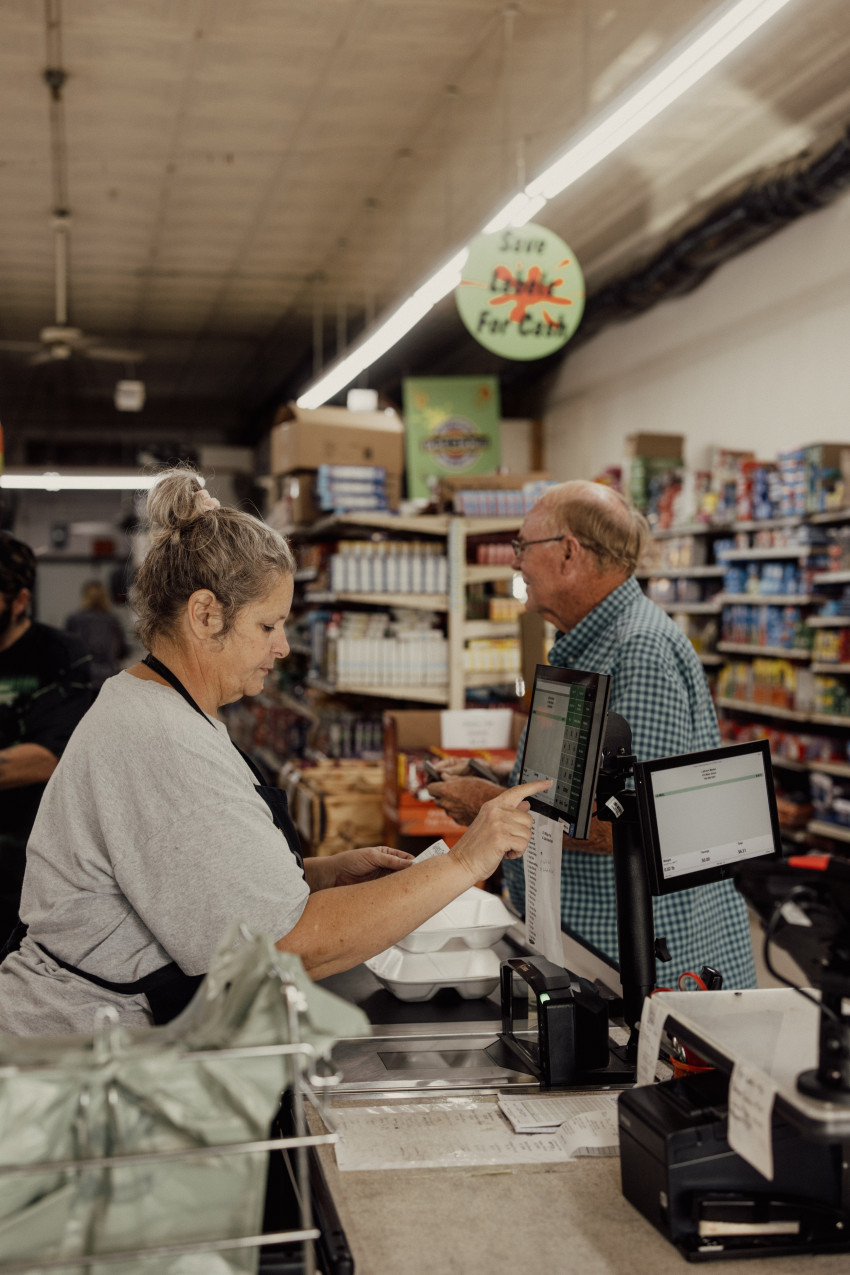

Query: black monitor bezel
[[634, 737, 782, 896], [518, 663, 612, 839]]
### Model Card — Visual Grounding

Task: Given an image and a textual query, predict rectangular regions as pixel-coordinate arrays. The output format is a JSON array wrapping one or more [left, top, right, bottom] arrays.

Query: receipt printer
[[618, 1070, 849, 1260], [499, 956, 609, 1088]]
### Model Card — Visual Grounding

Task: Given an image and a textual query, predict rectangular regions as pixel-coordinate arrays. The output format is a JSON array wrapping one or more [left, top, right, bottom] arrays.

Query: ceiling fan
[[0, 211, 145, 367]]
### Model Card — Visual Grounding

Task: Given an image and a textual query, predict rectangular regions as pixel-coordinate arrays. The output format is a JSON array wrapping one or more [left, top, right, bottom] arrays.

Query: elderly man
[[430, 480, 756, 989]]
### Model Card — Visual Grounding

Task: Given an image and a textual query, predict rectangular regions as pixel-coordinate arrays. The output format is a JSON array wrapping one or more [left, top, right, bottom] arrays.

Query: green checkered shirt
[[504, 576, 757, 989]]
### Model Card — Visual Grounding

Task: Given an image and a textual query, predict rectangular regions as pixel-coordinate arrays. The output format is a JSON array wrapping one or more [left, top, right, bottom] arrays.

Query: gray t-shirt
[[0, 671, 309, 1034]]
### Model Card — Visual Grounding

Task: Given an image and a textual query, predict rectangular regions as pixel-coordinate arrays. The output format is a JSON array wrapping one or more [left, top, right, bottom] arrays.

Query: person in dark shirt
[[0, 535, 93, 946], [65, 580, 129, 691]]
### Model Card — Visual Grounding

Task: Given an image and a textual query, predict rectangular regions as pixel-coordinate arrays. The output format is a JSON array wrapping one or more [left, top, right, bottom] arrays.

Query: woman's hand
[[330, 845, 415, 887], [449, 779, 551, 884]]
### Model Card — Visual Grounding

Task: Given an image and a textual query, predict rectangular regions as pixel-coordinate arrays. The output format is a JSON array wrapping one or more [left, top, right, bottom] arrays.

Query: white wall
[[542, 185, 850, 481]]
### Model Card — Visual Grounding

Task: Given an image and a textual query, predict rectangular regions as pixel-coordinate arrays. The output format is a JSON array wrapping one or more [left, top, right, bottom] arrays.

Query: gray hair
[[538, 480, 648, 575], [132, 466, 296, 648]]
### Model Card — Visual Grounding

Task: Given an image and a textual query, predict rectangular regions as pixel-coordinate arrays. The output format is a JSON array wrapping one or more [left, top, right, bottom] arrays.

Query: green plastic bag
[[0, 925, 368, 1274]]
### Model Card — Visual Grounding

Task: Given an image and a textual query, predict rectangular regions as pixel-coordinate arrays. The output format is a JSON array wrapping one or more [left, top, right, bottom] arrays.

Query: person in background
[[65, 580, 129, 692], [0, 535, 93, 949], [429, 479, 757, 991], [0, 468, 549, 1035]]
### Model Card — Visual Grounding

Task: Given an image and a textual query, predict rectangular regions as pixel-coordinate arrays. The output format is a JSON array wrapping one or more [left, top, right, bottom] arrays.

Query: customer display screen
[[518, 664, 611, 840], [634, 738, 782, 895]]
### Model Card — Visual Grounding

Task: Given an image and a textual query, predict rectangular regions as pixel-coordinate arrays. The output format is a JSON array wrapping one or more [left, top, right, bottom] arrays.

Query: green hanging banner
[[455, 223, 584, 360], [402, 376, 501, 500]]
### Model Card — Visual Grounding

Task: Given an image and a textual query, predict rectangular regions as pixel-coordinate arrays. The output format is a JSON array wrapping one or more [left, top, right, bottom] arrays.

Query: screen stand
[[596, 713, 659, 1059]]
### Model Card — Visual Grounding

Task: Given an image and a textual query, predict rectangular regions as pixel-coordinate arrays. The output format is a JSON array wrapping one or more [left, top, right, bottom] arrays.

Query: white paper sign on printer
[[523, 810, 564, 966]]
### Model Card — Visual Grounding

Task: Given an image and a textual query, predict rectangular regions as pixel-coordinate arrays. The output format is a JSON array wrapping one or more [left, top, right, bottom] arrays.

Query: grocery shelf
[[812, 570, 850, 585], [637, 566, 725, 578], [716, 697, 809, 722], [304, 589, 449, 612], [718, 546, 817, 561], [464, 564, 518, 585], [719, 594, 813, 605], [463, 619, 523, 640], [716, 642, 811, 659], [307, 675, 449, 704], [811, 663, 850, 674], [806, 616, 850, 628], [809, 760, 850, 779], [808, 710, 850, 728], [657, 601, 723, 614], [808, 819, 850, 844], [463, 670, 523, 689]]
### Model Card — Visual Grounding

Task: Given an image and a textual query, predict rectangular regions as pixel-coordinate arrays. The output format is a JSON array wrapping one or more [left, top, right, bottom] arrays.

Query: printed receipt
[[524, 810, 564, 965], [727, 1060, 777, 1181], [332, 1094, 619, 1172]]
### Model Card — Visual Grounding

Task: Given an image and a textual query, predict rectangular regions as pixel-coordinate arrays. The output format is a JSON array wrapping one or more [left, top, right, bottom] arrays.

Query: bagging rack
[[0, 974, 344, 1275]]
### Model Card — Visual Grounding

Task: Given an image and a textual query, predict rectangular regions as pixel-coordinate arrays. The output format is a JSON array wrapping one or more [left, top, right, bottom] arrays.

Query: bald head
[[535, 481, 648, 577]]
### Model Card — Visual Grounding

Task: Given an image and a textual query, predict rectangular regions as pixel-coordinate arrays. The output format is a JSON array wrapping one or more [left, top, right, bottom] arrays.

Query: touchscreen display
[[635, 739, 781, 895], [519, 665, 611, 839]]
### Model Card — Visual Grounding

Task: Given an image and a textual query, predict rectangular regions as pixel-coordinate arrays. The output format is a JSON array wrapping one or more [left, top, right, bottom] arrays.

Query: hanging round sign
[[455, 223, 585, 360]]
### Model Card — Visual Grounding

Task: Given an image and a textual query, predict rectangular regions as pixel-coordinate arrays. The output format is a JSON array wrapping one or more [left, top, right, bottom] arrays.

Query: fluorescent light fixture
[[296, 0, 796, 409], [0, 473, 192, 491], [525, 0, 796, 203], [298, 249, 467, 410]]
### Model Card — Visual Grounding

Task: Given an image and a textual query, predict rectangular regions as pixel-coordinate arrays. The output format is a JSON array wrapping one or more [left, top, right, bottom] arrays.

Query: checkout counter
[[298, 669, 850, 1274], [308, 927, 850, 1275]]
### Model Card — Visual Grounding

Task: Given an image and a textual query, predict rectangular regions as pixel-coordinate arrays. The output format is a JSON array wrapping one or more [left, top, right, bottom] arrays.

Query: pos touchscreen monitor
[[634, 738, 782, 896], [518, 664, 611, 839]]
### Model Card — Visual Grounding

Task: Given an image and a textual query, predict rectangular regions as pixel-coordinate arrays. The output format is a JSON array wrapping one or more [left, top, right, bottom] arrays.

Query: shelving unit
[[642, 507, 850, 853], [288, 512, 523, 711]]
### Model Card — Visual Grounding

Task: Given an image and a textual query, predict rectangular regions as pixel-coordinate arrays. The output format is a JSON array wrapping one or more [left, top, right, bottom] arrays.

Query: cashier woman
[[0, 468, 549, 1036]]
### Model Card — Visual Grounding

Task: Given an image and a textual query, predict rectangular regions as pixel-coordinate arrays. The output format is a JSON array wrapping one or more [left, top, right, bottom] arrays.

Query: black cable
[[762, 893, 840, 1024]]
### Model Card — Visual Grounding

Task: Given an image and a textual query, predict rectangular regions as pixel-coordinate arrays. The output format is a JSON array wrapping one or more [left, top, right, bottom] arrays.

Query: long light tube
[[296, 0, 797, 409], [0, 473, 185, 491]]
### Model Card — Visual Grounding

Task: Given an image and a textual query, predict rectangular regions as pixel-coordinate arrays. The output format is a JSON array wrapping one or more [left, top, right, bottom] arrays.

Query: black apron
[[30, 653, 304, 1025]]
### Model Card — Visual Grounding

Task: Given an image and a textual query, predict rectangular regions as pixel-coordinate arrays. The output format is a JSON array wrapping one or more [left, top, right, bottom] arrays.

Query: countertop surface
[[312, 1094, 850, 1275], [311, 963, 850, 1274]]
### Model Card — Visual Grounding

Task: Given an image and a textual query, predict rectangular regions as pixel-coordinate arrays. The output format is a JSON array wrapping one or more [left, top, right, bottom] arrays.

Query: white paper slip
[[413, 839, 451, 864], [636, 992, 670, 1086], [332, 1097, 618, 1172], [523, 810, 564, 966], [498, 1090, 619, 1135], [727, 1060, 777, 1182]]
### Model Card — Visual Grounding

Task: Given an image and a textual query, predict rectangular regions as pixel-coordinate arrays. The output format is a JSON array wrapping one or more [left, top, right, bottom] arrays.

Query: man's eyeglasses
[[511, 535, 566, 557]]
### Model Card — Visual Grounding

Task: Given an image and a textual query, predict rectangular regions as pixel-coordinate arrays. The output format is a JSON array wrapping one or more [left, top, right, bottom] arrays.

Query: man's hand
[[426, 776, 502, 827]]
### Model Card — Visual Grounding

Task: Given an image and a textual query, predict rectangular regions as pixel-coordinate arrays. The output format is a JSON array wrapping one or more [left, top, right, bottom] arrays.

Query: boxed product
[[269, 403, 405, 477], [273, 468, 402, 524], [436, 471, 552, 514]]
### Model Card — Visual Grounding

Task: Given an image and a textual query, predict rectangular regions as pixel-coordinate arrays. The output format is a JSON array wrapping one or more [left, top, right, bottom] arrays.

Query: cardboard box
[[290, 760, 384, 856], [270, 403, 405, 477], [624, 433, 684, 461], [383, 709, 526, 850]]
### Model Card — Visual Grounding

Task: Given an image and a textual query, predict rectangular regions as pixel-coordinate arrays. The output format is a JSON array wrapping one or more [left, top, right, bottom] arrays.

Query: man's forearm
[[565, 815, 613, 855], [0, 743, 59, 789]]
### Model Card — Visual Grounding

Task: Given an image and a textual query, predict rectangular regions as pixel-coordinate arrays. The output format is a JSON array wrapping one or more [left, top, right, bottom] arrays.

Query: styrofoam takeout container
[[365, 945, 501, 1002], [395, 888, 514, 953]]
